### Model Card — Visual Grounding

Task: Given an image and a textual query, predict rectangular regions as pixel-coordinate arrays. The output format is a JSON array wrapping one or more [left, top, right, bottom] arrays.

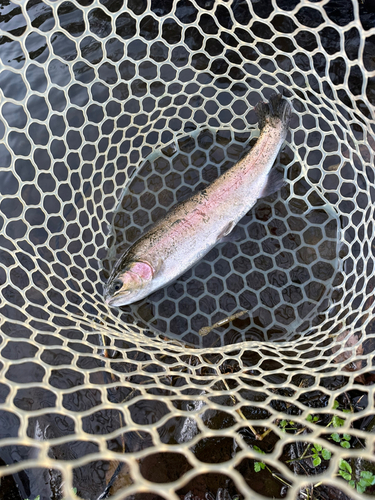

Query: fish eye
[[112, 280, 123, 293]]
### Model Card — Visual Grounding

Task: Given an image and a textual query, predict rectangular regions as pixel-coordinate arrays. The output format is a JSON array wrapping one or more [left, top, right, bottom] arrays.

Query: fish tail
[[255, 93, 292, 130]]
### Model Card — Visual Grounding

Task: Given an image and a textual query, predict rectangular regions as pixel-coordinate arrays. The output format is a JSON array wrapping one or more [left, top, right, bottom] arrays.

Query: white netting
[[0, 0, 375, 499]]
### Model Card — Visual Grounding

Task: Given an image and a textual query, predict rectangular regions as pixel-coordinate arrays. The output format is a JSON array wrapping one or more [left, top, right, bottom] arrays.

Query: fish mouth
[[105, 290, 131, 307]]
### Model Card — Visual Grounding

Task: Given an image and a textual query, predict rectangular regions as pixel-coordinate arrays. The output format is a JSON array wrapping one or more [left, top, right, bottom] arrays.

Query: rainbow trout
[[104, 93, 291, 307]]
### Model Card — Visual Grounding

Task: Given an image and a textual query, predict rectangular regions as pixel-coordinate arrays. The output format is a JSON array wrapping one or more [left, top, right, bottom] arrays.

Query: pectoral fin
[[218, 221, 236, 241]]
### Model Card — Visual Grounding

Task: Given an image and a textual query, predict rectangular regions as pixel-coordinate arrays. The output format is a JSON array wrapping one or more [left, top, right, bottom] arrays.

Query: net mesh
[[0, 0, 375, 498]]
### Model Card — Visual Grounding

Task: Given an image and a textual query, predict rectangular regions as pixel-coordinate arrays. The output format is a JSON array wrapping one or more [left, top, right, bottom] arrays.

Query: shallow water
[[104, 128, 342, 348]]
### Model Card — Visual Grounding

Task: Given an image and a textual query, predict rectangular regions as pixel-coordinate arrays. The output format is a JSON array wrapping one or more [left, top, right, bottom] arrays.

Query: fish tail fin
[[255, 93, 292, 130]]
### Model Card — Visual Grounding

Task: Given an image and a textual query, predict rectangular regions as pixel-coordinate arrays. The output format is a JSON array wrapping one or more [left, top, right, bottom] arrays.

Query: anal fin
[[260, 168, 286, 198]]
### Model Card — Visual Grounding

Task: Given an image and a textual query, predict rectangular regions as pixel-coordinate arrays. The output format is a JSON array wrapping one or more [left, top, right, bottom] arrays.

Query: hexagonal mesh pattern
[[0, 0, 374, 499], [106, 127, 342, 348]]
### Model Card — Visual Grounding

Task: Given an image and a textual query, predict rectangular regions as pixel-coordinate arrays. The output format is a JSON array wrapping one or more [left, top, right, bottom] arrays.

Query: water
[[104, 128, 342, 348]]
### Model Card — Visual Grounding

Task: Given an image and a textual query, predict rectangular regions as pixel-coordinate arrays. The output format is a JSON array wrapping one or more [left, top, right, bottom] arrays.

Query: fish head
[[104, 260, 154, 307]]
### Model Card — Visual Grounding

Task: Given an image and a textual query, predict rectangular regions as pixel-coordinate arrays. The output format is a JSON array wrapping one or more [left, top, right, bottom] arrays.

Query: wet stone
[[255, 203, 272, 221], [267, 269, 288, 287], [206, 276, 224, 295], [282, 285, 303, 304], [282, 233, 301, 250], [311, 261, 335, 281], [260, 287, 280, 307], [296, 247, 317, 265], [303, 226, 323, 245], [267, 219, 287, 236], [254, 255, 273, 271], [186, 279, 204, 298], [253, 307, 272, 327], [214, 259, 231, 277], [170, 315, 188, 335], [233, 256, 251, 274], [262, 238, 280, 254], [195, 262, 212, 280], [225, 274, 244, 294], [304, 282, 326, 302], [248, 221, 267, 240], [246, 271, 265, 290], [318, 240, 337, 260], [147, 174, 163, 193], [199, 295, 216, 315], [239, 289, 257, 310], [158, 300, 176, 318], [290, 265, 310, 284], [178, 296, 196, 316], [275, 303, 296, 325]]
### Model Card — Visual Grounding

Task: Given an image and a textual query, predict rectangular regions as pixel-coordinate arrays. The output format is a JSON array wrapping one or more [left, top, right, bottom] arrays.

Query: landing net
[[0, 0, 374, 499]]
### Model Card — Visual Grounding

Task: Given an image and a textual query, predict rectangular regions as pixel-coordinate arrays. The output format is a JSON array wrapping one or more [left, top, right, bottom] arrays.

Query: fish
[[104, 93, 292, 307]]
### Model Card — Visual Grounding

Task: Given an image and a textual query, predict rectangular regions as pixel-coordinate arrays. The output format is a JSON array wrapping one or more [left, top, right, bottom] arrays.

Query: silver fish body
[[104, 94, 292, 307]]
